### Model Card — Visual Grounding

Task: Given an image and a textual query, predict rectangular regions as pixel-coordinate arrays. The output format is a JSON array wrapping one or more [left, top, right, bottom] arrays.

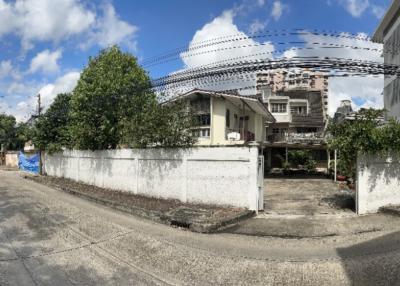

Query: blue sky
[[0, 0, 392, 121]]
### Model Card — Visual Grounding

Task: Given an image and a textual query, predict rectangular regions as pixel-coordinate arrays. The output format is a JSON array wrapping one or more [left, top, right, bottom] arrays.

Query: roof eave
[[372, 0, 400, 43]]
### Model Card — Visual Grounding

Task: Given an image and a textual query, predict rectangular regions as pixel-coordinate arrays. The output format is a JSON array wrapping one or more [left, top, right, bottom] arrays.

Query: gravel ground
[[26, 175, 251, 232]]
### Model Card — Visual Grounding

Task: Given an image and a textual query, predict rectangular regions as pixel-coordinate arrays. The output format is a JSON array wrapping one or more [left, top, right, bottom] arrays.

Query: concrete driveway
[[263, 178, 354, 215], [2, 170, 400, 285]]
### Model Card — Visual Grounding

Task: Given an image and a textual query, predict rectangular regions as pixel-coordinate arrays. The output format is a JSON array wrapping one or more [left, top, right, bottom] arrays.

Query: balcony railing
[[226, 128, 255, 142], [267, 132, 326, 144]]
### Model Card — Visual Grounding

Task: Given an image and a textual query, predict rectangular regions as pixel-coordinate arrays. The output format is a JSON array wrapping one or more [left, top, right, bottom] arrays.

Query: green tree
[[34, 93, 72, 153], [70, 45, 195, 150], [122, 98, 196, 148], [70, 46, 155, 150], [0, 113, 17, 150], [328, 108, 388, 179], [14, 122, 33, 150]]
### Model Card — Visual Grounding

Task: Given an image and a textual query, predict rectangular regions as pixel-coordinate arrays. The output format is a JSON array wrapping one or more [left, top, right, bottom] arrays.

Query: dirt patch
[[320, 192, 355, 211], [25, 175, 254, 233]]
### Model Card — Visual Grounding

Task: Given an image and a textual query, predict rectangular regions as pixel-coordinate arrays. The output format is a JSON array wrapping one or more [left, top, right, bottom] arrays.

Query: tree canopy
[[328, 108, 400, 179], [0, 113, 28, 151], [32, 45, 195, 151], [34, 93, 72, 153]]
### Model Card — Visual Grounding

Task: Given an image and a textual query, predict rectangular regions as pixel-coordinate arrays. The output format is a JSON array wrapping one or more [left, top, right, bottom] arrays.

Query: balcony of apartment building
[[267, 130, 326, 144]]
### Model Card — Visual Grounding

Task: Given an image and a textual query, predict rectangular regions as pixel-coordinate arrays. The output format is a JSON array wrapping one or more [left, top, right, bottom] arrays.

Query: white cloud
[[82, 3, 138, 51], [181, 10, 274, 69], [29, 49, 62, 74], [271, 1, 287, 21], [176, 10, 274, 95], [282, 31, 383, 114], [10, 71, 80, 121], [337, 0, 370, 17], [257, 0, 266, 7], [0, 0, 95, 52], [0, 61, 12, 79], [249, 19, 268, 34], [0, 0, 137, 52], [0, 0, 14, 37], [371, 4, 386, 19], [329, 76, 383, 115], [37, 71, 80, 109]]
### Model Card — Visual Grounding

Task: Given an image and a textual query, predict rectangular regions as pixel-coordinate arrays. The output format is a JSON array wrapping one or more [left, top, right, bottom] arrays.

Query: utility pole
[[37, 93, 42, 117], [37, 94, 43, 175]]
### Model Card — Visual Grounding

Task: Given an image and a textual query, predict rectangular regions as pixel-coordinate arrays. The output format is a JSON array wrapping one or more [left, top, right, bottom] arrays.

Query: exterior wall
[[268, 96, 290, 123], [357, 154, 400, 214], [195, 97, 264, 146], [383, 14, 400, 121], [257, 69, 329, 119], [5, 152, 18, 168], [254, 114, 265, 142], [211, 97, 226, 145], [44, 147, 261, 210]]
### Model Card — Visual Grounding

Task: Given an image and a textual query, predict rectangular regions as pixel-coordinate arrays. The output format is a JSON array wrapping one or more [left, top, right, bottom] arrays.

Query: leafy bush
[[288, 150, 310, 167], [305, 159, 317, 173], [328, 108, 400, 181]]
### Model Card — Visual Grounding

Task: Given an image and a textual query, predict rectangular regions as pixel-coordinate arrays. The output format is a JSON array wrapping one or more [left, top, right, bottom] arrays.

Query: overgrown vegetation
[[32, 46, 195, 152], [328, 108, 400, 180], [0, 114, 29, 151], [34, 93, 72, 153]]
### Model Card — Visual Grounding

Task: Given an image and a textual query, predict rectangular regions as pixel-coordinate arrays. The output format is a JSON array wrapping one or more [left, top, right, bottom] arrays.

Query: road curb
[[23, 175, 255, 233], [380, 205, 400, 216]]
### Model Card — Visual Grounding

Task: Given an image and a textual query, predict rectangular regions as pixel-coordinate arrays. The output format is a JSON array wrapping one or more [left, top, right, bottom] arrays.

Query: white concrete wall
[[44, 147, 261, 210], [357, 154, 400, 214], [5, 152, 18, 168]]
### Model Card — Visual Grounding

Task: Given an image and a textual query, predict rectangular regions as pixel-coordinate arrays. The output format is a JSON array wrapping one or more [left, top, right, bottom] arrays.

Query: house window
[[272, 128, 280, 134], [291, 105, 307, 115], [226, 109, 230, 128], [200, 129, 210, 138], [271, 103, 287, 113], [234, 114, 238, 129], [297, 127, 317, 133], [193, 128, 210, 138], [196, 114, 210, 126]]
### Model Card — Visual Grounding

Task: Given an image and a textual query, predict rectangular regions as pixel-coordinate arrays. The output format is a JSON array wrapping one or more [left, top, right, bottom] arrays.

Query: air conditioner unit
[[227, 132, 241, 141]]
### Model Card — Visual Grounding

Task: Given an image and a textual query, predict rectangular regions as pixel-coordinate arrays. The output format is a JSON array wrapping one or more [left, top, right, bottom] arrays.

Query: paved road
[[1, 170, 400, 285]]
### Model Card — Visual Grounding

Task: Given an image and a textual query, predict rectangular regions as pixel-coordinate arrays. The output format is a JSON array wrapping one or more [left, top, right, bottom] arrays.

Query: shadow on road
[[0, 184, 155, 285], [337, 231, 400, 286]]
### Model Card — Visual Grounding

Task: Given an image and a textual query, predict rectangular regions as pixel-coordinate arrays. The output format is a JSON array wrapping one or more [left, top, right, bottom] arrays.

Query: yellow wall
[[254, 114, 265, 142], [194, 96, 265, 146], [211, 97, 226, 145]]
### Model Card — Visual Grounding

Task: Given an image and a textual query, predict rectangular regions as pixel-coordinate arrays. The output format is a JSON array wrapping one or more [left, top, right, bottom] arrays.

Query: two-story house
[[175, 89, 275, 146]]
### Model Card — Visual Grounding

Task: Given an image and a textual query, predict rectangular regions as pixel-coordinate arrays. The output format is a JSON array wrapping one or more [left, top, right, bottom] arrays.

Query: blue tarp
[[18, 152, 40, 174]]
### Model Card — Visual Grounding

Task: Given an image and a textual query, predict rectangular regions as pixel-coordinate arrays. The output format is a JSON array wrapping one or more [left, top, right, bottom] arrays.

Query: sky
[[0, 0, 392, 121]]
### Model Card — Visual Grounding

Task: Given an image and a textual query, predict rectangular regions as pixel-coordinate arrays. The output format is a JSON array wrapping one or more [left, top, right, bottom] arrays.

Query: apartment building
[[372, 0, 400, 121], [256, 70, 329, 170], [256, 69, 329, 119]]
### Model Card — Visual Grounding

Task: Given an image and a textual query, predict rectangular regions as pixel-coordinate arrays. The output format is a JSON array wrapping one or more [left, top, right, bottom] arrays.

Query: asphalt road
[[1, 170, 400, 285]]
